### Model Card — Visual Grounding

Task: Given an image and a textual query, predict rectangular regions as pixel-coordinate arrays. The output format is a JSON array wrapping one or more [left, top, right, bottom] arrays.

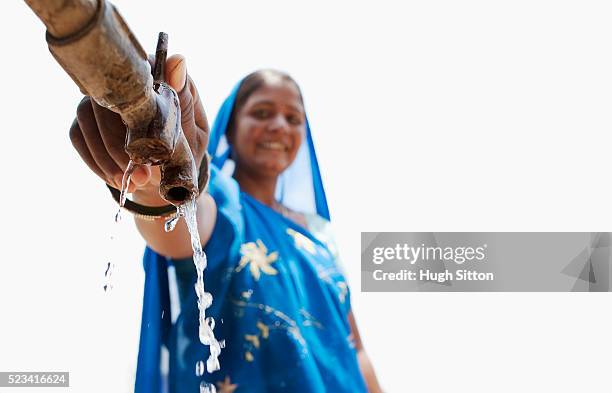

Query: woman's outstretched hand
[[69, 55, 209, 201]]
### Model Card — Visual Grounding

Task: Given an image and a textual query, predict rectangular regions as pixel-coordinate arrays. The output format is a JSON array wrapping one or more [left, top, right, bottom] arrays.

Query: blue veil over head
[[207, 72, 331, 221]]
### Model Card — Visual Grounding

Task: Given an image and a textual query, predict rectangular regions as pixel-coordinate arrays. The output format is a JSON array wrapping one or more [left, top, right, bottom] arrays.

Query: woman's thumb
[[166, 54, 187, 92], [130, 165, 151, 187]]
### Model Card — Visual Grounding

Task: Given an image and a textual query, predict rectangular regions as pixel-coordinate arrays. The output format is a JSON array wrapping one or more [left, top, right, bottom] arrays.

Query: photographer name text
[[370, 243, 494, 282], [373, 269, 494, 282]]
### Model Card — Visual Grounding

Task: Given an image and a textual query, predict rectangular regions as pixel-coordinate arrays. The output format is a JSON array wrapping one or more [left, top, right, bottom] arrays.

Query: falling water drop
[[164, 207, 181, 232], [103, 262, 115, 292], [195, 360, 205, 377], [114, 209, 122, 223]]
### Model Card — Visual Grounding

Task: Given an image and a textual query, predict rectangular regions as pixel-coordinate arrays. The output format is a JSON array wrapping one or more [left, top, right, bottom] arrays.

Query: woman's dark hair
[[227, 69, 303, 139]]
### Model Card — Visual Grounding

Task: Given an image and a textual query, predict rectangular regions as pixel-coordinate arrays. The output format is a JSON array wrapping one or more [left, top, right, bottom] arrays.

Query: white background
[[1, 0, 611, 392]]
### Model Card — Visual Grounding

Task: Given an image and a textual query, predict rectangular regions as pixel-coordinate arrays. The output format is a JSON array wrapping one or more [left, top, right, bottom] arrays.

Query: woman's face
[[230, 79, 306, 178]]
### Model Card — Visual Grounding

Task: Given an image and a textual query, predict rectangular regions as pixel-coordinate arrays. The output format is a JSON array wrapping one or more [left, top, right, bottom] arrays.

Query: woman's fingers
[[71, 96, 166, 194], [76, 97, 123, 187], [91, 99, 131, 171], [185, 75, 209, 160], [69, 117, 108, 182], [165, 55, 209, 164], [165, 54, 187, 92]]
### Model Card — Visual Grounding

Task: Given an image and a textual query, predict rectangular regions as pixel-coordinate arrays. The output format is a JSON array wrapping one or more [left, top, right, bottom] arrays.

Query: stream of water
[[115, 160, 137, 222], [181, 198, 222, 374], [115, 163, 222, 384]]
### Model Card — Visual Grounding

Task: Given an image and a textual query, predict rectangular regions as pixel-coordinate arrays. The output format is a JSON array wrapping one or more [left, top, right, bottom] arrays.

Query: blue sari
[[135, 79, 367, 393]]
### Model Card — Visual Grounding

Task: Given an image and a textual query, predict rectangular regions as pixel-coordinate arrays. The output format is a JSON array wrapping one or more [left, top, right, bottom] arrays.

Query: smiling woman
[[228, 71, 307, 206], [137, 69, 383, 392], [70, 64, 382, 392]]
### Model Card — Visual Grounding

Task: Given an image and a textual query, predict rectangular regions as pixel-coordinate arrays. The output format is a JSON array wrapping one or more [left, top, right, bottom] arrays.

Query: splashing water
[[115, 160, 137, 222], [195, 360, 205, 377], [200, 381, 216, 393], [112, 161, 223, 374], [182, 198, 222, 373]]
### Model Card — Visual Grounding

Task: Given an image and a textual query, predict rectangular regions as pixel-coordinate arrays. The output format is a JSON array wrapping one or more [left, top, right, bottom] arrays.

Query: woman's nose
[[267, 114, 290, 133]]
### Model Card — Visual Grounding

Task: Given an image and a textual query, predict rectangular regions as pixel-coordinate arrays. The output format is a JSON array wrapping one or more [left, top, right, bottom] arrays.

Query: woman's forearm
[[349, 311, 384, 392]]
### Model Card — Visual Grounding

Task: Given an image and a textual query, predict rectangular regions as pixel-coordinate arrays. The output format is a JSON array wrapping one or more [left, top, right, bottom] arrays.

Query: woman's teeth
[[260, 142, 287, 151]]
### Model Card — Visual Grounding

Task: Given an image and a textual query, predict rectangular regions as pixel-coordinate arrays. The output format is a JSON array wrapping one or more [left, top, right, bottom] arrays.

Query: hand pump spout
[[24, 0, 200, 204]]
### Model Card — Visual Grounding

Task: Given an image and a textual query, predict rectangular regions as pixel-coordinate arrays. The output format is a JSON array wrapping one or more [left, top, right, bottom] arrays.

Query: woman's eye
[[253, 109, 271, 119], [287, 115, 303, 125]]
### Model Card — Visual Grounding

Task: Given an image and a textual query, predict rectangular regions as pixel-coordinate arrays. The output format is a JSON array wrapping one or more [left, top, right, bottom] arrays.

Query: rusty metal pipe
[[24, 0, 199, 204], [160, 134, 199, 204], [26, 0, 158, 140]]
